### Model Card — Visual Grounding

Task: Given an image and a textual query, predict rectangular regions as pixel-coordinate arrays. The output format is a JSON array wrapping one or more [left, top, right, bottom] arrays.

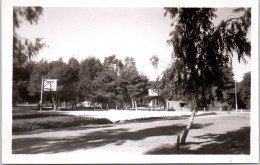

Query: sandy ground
[[61, 109, 213, 122], [12, 111, 250, 155]]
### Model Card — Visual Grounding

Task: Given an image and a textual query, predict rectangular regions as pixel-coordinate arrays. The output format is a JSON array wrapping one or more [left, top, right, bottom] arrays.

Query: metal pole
[[40, 78, 44, 112], [235, 81, 238, 112]]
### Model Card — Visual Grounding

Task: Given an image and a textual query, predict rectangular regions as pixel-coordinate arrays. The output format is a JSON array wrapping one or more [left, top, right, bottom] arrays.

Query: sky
[[16, 7, 251, 82]]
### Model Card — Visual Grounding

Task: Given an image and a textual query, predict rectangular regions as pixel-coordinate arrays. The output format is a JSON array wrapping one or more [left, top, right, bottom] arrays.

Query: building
[[166, 100, 189, 111], [148, 89, 189, 111]]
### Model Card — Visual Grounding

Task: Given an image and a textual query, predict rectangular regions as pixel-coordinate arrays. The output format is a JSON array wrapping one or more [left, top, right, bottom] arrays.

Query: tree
[[163, 8, 251, 144], [79, 57, 103, 108], [237, 72, 251, 109], [93, 55, 123, 109], [218, 66, 236, 107], [130, 74, 150, 110], [13, 61, 35, 104], [13, 7, 45, 105], [47, 58, 75, 110], [67, 57, 81, 109], [68, 57, 80, 81], [27, 59, 49, 108], [119, 57, 149, 110], [27, 58, 77, 110]]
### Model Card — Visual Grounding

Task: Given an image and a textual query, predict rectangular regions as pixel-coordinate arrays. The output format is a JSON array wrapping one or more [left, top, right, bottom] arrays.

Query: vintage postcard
[[1, 0, 259, 164]]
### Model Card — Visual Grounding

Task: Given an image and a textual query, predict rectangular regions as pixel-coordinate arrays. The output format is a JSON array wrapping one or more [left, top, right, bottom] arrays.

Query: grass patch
[[12, 110, 113, 133], [13, 112, 68, 120]]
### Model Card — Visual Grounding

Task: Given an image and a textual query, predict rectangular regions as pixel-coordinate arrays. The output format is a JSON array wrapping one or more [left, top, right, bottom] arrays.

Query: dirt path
[[13, 112, 250, 154]]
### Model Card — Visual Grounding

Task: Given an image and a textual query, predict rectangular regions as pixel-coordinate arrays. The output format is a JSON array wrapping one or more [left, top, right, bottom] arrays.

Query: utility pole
[[235, 81, 238, 112]]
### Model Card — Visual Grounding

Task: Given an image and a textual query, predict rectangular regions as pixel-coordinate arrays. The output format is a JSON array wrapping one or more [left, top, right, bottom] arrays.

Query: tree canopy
[[13, 7, 45, 66], [78, 57, 103, 106], [13, 7, 45, 105], [27, 58, 80, 109], [25, 54, 149, 110], [237, 72, 251, 109], [118, 57, 149, 109], [159, 8, 251, 144], [160, 8, 251, 109]]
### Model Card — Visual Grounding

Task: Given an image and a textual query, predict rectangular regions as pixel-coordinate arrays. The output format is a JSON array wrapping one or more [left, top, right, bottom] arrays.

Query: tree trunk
[[134, 100, 138, 110], [155, 99, 157, 110], [52, 93, 57, 111], [131, 99, 135, 109], [38, 101, 40, 110], [181, 108, 196, 144], [176, 135, 180, 151]]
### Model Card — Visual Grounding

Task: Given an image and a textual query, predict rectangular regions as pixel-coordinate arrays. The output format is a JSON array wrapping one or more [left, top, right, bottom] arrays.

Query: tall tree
[[130, 74, 150, 110], [79, 57, 103, 107], [237, 72, 251, 109], [119, 57, 149, 110], [93, 55, 123, 108], [13, 7, 45, 105], [13, 61, 35, 104], [163, 8, 251, 143], [216, 66, 236, 107], [67, 57, 81, 109], [47, 58, 75, 110], [27, 59, 49, 107]]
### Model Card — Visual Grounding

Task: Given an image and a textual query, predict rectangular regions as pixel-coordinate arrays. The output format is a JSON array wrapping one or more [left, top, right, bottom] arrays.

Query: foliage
[[237, 72, 251, 109], [13, 7, 45, 66], [67, 57, 81, 108], [161, 8, 251, 109], [213, 66, 236, 108], [68, 57, 80, 81], [27, 58, 81, 109], [150, 55, 160, 69], [13, 7, 45, 105], [119, 57, 150, 109], [13, 61, 36, 103], [90, 55, 149, 109], [79, 57, 103, 106], [13, 7, 43, 28], [27, 59, 49, 100], [25, 55, 150, 110], [93, 55, 123, 108]]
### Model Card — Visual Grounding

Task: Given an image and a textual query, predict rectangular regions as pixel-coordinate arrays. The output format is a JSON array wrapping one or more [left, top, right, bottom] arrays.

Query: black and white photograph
[[2, 0, 259, 164]]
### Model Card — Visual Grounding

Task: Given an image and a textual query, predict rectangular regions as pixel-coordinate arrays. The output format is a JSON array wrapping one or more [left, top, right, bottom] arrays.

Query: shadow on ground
[[145, 126, 250, 154], [13, 122, 211, 154]]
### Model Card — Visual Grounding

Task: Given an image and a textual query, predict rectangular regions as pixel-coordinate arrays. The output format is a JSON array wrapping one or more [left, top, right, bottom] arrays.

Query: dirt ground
[[61, 110, 214, 122], [12, 111, 250, 155]]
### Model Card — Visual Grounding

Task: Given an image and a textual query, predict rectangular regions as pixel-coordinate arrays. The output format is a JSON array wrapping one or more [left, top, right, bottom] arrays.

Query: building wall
[[166, 100, 189, 111]]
